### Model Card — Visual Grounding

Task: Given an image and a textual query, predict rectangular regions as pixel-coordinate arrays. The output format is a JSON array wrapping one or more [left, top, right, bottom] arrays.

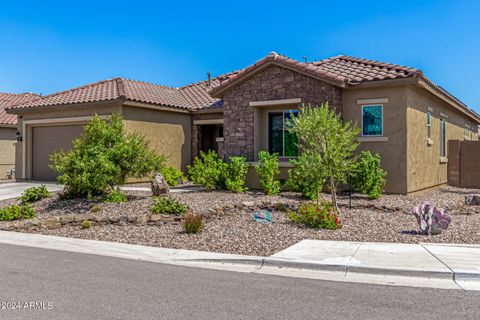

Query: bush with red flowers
[[288, 202, 342, 230]]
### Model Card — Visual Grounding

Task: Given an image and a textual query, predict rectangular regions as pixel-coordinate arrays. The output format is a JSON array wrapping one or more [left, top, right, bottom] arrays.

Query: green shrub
[[224, 156, 248, 193], [351, 151, 386, 200], [90, 204, 102, 213], [183, 212, 204, 234], [81, 220, 92, 229], [274, 202, 287, 212], [51, 113, 165, 198], [151, 196, 188, 215], [161, 167, 186, 187], [102, 189, 128, 203], [0, 204, 36, 221], [288, 202, 341, 230], [255, 151, 281, 195], [288, 153, 324, 201], [187, 151, 227, 191], [20, 185, 50, 205]]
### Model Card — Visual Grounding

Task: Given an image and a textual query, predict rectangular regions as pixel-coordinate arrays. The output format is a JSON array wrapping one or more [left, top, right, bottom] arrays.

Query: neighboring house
[[0, 92, 40, 180], [6, 53, 480, 194]]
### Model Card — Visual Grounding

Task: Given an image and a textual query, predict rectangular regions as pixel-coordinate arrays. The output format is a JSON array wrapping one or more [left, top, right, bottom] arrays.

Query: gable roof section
[[209, 52, 349, 96], [0, 92, 40, 125], [7, 78, 196, 112], [209, 53, 480, 122]]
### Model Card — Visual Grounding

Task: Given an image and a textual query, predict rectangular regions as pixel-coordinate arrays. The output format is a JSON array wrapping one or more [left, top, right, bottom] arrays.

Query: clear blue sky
[[1, 0, 479, 112]]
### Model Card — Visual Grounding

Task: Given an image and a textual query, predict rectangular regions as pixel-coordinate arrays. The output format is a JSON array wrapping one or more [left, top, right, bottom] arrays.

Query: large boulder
[[151, 172, 169, 196]]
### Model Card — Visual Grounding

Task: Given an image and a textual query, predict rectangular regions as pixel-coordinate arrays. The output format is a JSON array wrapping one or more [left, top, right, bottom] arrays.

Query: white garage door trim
[[22, 115, 109, 179]]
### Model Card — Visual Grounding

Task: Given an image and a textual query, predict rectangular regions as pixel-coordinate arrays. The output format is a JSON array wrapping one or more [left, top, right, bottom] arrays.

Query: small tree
[[288, 104, 360, 212], [51, 114, 165, 197]]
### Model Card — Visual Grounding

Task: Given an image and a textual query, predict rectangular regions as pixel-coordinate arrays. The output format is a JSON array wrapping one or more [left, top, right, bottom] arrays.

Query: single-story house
[[0, 92, 40, 180], [6, 53, 480, 194]]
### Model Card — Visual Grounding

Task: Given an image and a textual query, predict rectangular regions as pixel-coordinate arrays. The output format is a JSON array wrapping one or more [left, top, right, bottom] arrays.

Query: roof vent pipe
[[207, 72, 211, 86]]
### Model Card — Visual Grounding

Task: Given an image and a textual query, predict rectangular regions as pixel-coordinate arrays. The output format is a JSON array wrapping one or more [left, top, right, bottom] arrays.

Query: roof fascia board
[[6, 99, 124, 115], [122, 101, 190, 114], [192, 107, 224, 114], [415, 79, 480, 123], [0, 124, 16, 128], [346, 78, 415, 89]]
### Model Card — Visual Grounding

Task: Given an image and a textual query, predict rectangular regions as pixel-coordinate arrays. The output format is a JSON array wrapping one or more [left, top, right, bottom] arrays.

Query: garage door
[[32, 125, 84, 181]]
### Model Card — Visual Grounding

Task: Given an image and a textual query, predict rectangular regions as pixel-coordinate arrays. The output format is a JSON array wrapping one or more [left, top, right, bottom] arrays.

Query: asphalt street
[[0, 243, 479, 320]]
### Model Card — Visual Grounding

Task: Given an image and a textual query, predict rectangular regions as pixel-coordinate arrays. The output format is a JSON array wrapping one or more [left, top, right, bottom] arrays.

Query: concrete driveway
[[0, 182, 63, 201]]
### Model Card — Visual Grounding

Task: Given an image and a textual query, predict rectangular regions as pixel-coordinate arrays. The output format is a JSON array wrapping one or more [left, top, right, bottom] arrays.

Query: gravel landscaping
[[1, 186, 480, 256]]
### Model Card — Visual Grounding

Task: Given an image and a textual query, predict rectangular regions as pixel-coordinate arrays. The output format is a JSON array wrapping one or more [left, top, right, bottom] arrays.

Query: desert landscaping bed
[[1, 186, 480, 256]]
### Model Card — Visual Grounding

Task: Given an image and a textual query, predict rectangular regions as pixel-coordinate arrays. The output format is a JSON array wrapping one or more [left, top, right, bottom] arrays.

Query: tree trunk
[[330, 176, 341, 214]]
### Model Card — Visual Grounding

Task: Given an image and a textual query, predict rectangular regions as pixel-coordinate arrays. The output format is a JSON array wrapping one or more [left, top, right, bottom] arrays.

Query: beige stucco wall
[[343, 85, 409, 194], [14, 102, 122, 180], [245, 165, 290, 189], [121, 105, 191, 172], [406, 86, 479, 193], [0, 127, 16, 180]]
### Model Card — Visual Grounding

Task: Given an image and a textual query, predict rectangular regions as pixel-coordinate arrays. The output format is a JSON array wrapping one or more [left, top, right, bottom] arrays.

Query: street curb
[[260, 257, 454, 279], [262, 258, 346, 273], [175, 258, 264, 267]]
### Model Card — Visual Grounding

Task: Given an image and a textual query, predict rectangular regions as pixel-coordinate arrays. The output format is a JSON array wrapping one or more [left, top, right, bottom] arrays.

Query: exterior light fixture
[[16, 131, 22, 142]]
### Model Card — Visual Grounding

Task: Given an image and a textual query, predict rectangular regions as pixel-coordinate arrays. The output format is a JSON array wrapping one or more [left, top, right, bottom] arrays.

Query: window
[[427, 112, 431, 139], [440, 118, 446, 157], [268, 110, 298, 157], [362, 105, 383, 136]]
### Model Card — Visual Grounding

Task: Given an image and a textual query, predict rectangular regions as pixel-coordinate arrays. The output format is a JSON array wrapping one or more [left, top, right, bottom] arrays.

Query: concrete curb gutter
[[262, 258, 453, 279], [346, 265, 453, 280], [0, 231, 478, 290], [262, 257, 346, 273]]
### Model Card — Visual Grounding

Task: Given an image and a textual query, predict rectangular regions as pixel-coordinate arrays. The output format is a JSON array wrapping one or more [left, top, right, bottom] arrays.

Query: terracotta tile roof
[[7, 78, 197, 112], [312, 55, 420, 83], [178, 71, 239, 110], [209, 52, 479, 122], [0, 92, 40, 125]]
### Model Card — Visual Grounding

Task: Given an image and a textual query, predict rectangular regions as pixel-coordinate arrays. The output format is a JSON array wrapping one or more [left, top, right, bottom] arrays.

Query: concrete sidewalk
[[0, 182, 63, 201], [0, 231, 478, 291], [264, 240, 480, 290]]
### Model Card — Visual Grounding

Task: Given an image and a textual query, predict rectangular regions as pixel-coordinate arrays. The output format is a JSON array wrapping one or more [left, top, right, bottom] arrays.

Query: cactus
[[412, 201, 451, 235]]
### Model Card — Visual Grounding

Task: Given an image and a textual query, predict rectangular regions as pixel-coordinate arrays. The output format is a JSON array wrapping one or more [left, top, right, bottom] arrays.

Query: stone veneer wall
[[222, 66, 343, 160]]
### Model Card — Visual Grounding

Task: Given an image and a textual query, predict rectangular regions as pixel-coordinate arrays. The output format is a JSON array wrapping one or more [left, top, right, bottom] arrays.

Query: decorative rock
[[24, 220, 41, 228], [42, 218, 62, 230], [74, 214, 91, 223], [151, 172, 169, 196], [465, 195, 480, 206], [149, 214, 164, 222], [241, 201, 255, 208], [60, 215, 75, 225], [135, 215, 149, 225], [108, 217, 119, 224]]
